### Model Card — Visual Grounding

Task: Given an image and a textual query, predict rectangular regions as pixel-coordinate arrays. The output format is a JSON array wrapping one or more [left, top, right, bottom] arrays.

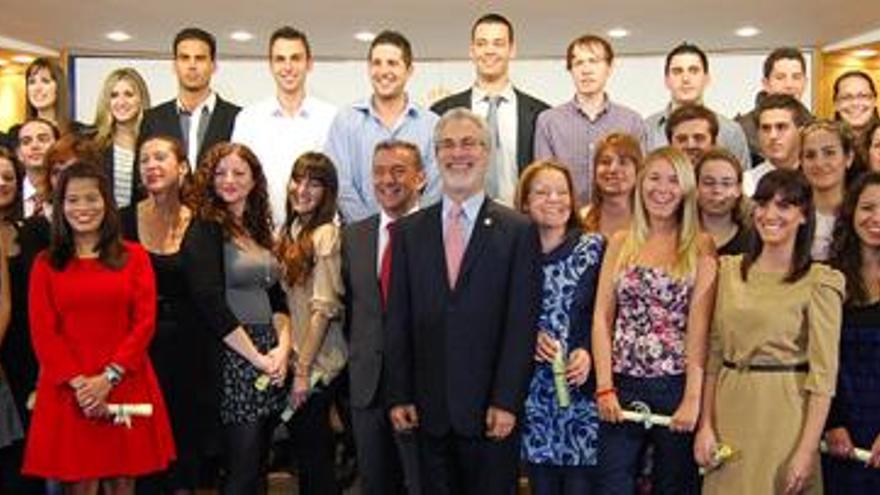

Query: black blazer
[[139, 95, 241, 167], [385, 198, 541, 437], [341, 214, 385, 409], [430, 88, 550, 173], [101, 145, 145, 206]]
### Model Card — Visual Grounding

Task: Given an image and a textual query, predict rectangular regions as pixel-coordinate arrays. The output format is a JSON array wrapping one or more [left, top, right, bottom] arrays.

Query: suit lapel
[[515, 88, 530, 170], [455, 197, 493, 290], [363, 216, 381, 305], [199, 97, 226, 159], [422, 204, 452, 295]]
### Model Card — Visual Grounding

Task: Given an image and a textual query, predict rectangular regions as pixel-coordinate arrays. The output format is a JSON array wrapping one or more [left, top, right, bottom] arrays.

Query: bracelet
[[594, 387, 617, 399], [104, 365, 123, 386]]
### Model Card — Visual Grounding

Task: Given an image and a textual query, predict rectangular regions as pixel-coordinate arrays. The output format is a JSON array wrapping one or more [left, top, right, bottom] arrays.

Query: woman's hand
[[824, 427, 855, 459], [534, 330, 558, 363], [694, 425, 719, 467], [565, 348, 591, 386], [869, 432, 880, 468], [597, 391, 623, 422], [74, 374, 112, 418], [783, 448, 816, 494], [670, 396, 700, 433], [291, 372, 311, 409], [265, 346, 290, 386]]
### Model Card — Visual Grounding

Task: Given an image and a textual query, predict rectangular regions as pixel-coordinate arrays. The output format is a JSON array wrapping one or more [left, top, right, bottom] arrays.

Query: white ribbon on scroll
[[620, 401, 672, 429], [820, 441, 873, 464], [107, 403, 153, 428]]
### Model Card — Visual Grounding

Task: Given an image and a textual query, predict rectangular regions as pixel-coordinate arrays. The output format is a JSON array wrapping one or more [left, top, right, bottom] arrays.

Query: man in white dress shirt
[[232, 26, 337, 223]]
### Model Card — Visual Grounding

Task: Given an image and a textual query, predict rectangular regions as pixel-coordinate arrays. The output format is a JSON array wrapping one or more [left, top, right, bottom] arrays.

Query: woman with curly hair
[[187, 142, 290, 495]]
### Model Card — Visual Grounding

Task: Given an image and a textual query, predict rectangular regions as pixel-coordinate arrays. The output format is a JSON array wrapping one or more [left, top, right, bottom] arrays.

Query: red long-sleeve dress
[[23, 242, 175, 481]]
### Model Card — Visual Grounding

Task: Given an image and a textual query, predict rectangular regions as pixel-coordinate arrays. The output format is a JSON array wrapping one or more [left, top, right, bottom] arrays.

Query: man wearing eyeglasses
[[386, 108, 540, 494]]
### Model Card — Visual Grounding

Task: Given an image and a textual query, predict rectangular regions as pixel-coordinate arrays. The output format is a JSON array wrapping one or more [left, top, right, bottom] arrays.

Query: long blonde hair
[[617, 146, 699, 279], [92, 68, 151, 149]]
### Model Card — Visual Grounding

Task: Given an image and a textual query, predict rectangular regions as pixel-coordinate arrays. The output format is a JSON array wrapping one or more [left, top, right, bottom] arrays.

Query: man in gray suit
[[341, 139, 426, 494]]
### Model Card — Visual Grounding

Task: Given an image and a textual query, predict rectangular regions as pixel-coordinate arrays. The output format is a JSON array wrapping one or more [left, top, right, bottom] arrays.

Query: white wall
[[72, 51, 813, 122]]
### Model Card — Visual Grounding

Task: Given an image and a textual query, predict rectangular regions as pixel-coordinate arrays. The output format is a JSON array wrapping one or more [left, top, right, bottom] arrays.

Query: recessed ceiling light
[[11, 55, 34, 64], [607, 28, 630, 39], [106, 31, 131, 42], [354, 31, 376, 43], [230, 31, 254, 42], [735, 26, 760, 37], [852, 48, 879, 58]]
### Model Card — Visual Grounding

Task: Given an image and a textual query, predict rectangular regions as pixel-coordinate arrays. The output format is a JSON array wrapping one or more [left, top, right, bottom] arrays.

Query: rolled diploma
[[820, 441, 872, 464], [620, 409, 672, 428], [107, 403, 153, 417]]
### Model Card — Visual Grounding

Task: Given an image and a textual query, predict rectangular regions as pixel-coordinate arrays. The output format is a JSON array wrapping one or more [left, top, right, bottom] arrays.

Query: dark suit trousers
[[418, 429, 519, 495], [352, 402, 421, 495]]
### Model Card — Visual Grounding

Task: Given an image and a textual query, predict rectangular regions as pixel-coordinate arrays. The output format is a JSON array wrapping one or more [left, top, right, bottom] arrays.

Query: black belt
[[722, 360, 809, 373]]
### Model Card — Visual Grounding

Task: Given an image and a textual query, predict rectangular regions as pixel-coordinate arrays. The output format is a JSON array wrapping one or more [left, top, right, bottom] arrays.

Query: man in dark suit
[[139, 27, 240, 168], [430, 13, 549, 206], [342, 139, 426, 494], [386, 108, 540, 494]]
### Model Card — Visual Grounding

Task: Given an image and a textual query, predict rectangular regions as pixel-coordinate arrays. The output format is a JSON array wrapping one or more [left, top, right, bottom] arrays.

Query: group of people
[[0, 10, 878, 495]]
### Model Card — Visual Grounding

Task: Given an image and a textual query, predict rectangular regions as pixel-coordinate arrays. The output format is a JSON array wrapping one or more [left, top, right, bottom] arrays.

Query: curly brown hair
[[191, 142, 274, 249], [277, 152, 339, 286]]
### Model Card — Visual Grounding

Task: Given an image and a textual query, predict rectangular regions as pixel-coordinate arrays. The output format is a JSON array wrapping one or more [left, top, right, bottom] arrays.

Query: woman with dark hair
[[188, 142, 289, 495], [823, 172, 880, 492], [20, 58, 89, 137], [23, 163, 175, 494], [92, 68, 151, 208], [121, 136, 214, 494], [276, 151, 344, 494], [834, 70, 880, 171], [696, 148, 749, 255], [801, 120, 856, 261], [864, 119, 880, 173], [515, 160, 603, 494], [697, 169, 844, 494], [580, 132, 643, 237]]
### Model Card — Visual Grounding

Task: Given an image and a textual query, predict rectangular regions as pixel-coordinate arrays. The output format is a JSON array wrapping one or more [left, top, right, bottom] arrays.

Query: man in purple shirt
[[533, 34, 646, 205]]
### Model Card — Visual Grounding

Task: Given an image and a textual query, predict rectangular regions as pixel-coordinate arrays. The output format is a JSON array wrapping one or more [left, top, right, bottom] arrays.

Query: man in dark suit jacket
[[342, 139, 426, 495], [386, 108, 540, 494], [430, 13, 549, 205], [139, 27, 240, 168]]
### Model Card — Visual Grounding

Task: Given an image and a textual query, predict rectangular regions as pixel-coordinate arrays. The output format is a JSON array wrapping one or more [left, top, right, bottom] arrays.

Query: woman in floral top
[[516, 160, 604, 494], [591, 146, 717, 494]]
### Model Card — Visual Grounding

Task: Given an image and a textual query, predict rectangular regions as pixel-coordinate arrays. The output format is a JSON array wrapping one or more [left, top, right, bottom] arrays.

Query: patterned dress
[[522, 233, 604, 466]]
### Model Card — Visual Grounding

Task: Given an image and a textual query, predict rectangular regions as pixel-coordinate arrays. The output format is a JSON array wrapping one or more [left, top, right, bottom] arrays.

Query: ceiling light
[[852, 48, 879, 58], [735, 26, 760, 37], [106, 31, 131, 42], [607, 28, 629, 39], [354, 31, 376, 43], [230, 31, 254, 42], [11, 55, 34, 64], [0, 59, 7, 67]]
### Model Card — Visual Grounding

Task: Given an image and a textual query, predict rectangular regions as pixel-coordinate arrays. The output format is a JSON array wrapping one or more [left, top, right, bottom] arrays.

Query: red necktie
[[379, 221, 395, 309]]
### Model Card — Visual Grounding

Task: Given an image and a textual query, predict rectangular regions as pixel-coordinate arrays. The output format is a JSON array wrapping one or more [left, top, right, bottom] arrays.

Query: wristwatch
[[104, 364, 123, 386]]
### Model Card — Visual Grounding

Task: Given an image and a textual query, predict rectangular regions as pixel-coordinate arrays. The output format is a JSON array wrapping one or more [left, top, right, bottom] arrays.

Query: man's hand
[[485, 406, 516, 440], [390, 404, 419, 432]]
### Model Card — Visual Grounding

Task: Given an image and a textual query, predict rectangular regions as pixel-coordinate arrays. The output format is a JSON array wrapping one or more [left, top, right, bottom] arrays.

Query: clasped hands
[[69, 374, 112, 418], [254, 345, 289, 387]]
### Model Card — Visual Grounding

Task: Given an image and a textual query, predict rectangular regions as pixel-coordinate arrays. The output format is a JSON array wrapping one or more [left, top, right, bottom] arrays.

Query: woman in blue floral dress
[[515, 160, 604, 494]]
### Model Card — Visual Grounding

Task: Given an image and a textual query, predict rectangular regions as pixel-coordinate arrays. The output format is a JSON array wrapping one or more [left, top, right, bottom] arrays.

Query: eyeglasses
[[436, 138, 485, 153], [836, 92, 876, 104]]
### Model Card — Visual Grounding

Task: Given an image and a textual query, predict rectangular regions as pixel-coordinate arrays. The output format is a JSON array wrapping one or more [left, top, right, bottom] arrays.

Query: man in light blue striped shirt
[[325, 30, 440, 223]]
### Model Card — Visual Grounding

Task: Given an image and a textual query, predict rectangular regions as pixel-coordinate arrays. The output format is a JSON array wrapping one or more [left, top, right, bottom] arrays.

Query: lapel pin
[[484, 217, 493, 227]]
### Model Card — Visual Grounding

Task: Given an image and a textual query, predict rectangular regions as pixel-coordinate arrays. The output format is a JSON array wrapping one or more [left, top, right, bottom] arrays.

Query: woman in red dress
[[24, 162, 174, 494]]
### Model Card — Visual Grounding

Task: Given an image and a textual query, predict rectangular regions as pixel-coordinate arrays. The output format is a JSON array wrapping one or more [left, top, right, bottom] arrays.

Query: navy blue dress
[[825, 301, 880, 494], [521, 232, 604, 466]]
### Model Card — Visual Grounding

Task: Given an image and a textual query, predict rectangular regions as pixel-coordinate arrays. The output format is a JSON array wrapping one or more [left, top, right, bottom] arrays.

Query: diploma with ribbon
[[820, 441, 873, 464], [107, 403, 153, 428]]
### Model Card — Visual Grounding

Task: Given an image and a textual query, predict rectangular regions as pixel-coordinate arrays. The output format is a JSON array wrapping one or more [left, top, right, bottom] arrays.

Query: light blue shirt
[[324, 96, 440, 223], [442, 192, 486, 248]]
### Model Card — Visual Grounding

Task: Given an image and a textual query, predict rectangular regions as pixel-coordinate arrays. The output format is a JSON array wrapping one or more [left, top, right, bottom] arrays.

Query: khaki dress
[[702, 255, 844, 495]]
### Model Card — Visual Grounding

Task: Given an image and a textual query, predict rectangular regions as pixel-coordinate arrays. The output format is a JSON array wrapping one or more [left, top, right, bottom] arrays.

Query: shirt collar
[[570, 93, 611, 120], [354, 94, 420, 119], [270, 94, 313, 119], [442, 192, 485, 221], [379, 203, 420, 231], [472, 82, 515, 103], [177, 91, 217, 115]]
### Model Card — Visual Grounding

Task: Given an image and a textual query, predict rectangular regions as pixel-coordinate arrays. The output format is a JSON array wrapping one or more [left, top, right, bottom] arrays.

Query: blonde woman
[[592, 146, 716, 493], [92, 68, 151, 208]]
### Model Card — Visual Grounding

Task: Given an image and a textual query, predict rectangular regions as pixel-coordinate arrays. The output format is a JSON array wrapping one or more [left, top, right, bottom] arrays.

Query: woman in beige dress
[[696, 169, 845, 494]]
